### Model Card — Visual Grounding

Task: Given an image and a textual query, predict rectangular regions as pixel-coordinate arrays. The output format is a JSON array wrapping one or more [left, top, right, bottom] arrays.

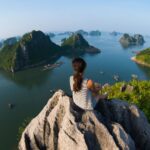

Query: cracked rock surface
[[19, 90, 150, 150]]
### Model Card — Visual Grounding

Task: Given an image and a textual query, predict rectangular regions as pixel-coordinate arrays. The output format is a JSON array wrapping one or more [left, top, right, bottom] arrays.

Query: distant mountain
[[61, 33, 100, 55], [0, 30, 61, 72], [89, 30, 101, 36], [3, 37, 17, 46], [75, 30, 88, 36], [0, 31, 101, 72], [0, 41, 2, 48], [58, 31, 73, 36], [120, 33, 145, 47], [110, 31, 118, 36], [47, 32, 55, 38]]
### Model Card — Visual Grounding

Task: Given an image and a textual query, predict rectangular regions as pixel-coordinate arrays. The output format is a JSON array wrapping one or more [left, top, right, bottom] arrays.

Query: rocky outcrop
[[0, 30, 61, 72], [61, 33, 100, 55], [19, 90, 150, 150], [120, 34, 145, 47]]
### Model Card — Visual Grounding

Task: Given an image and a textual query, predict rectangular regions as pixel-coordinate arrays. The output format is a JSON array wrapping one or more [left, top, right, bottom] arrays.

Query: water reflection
[[135, 64, 150, 80], [120, 42, 145, 50], [0, 56, 62, 88]]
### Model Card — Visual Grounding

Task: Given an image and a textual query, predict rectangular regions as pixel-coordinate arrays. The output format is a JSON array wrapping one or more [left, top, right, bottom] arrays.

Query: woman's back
[[70, 76, 96, 110]]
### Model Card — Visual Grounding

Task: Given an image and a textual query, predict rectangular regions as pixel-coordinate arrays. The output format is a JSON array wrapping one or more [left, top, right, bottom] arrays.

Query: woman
[[70, 57, 107, 110]]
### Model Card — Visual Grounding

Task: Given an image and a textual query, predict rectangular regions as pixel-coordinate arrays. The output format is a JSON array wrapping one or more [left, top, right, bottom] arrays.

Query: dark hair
[[72, 57, 87, 92]]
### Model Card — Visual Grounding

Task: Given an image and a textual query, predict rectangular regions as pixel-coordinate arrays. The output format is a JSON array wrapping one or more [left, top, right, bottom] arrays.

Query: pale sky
[[0, 0, 150, 38]]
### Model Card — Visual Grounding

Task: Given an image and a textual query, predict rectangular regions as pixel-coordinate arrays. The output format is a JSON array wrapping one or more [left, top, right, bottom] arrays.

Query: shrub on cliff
[[101, 80, 150, 121]]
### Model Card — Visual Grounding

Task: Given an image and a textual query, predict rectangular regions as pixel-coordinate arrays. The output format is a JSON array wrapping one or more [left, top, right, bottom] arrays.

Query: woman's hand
[[87, 80, 102, 94]]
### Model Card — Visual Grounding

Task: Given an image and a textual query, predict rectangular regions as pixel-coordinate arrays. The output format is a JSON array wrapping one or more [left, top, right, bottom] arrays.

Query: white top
[[70, 76, 97, 110]]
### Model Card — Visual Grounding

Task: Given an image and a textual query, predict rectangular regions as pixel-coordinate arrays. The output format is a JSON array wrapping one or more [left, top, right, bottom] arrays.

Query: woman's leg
[[94, 94, 107, 110]]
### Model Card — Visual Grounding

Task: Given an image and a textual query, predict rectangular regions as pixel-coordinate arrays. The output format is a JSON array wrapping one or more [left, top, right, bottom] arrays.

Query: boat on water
[[131, 74, 138, 79], [100, 71, 104, 75], [113, 75, 120, 81], [43, 61, 64, 71]]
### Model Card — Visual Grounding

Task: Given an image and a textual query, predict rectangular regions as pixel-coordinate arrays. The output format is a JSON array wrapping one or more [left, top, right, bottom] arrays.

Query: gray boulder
[[19, 90, 150, 150]]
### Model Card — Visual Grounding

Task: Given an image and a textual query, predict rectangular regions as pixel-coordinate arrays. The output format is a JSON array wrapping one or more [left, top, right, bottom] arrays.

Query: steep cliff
[[19, 90, 150, 150], [61, 33, 100, 55], [0, 30, 61, 72]]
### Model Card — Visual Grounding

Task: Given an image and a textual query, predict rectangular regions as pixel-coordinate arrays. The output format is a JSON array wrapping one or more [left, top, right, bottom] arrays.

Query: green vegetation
[[20, 30, 60, 65], [61, 33, 89, 48], [17, 117, 32, 141], [0, 31, 100, 72], [61, 33, 100, 55], [136, 48, 150, 65], [101, 80, 150, 121], [0, 30, 61, 72], [0, 43, 19, 71]]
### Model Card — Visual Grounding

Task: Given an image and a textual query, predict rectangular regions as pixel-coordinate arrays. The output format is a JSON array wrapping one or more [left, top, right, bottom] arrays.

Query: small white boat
[[100, 71, 104, 75], [113, 75, 120, 81], [43, 61, 64, 71], [131, 74, 138, 79]]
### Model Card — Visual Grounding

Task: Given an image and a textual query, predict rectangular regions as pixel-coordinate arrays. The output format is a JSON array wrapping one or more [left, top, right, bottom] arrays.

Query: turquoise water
[[0, 32, 150, 149]]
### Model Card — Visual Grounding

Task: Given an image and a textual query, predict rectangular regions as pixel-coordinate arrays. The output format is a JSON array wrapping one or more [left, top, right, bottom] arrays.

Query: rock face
[[120, 34, 145, 47], [0, 30, 61, 72], [61, 33, 100, 55], [19, 90, 150, 150]]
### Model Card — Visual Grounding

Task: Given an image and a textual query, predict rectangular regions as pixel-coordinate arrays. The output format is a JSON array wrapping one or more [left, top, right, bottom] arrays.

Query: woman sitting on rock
[[70, 57, 107, 110]]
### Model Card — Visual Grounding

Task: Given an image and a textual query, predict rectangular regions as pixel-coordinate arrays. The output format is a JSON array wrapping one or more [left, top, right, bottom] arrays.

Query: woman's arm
[[87, 80, 102, 94]]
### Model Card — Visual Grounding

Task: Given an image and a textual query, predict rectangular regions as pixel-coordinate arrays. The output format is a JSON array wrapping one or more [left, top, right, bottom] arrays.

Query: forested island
[[0, 31, 100, 72], [132, 48, 150, 67], [120, 33, 145, 47], [89, 30, 101, 36], [61, 33, 100, 55], [75, 30, 89, 35]]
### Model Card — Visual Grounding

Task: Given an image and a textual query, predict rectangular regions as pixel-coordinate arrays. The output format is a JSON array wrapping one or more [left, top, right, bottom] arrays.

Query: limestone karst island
[[0, 1, 150, 150]]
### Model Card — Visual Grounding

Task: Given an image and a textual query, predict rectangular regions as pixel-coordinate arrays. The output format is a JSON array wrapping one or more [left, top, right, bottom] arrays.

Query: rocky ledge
[[19, 90, 150, 150]]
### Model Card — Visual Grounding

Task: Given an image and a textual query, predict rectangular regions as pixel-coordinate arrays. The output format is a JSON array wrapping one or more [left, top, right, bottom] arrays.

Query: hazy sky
[[0, 0, 150, 38]]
